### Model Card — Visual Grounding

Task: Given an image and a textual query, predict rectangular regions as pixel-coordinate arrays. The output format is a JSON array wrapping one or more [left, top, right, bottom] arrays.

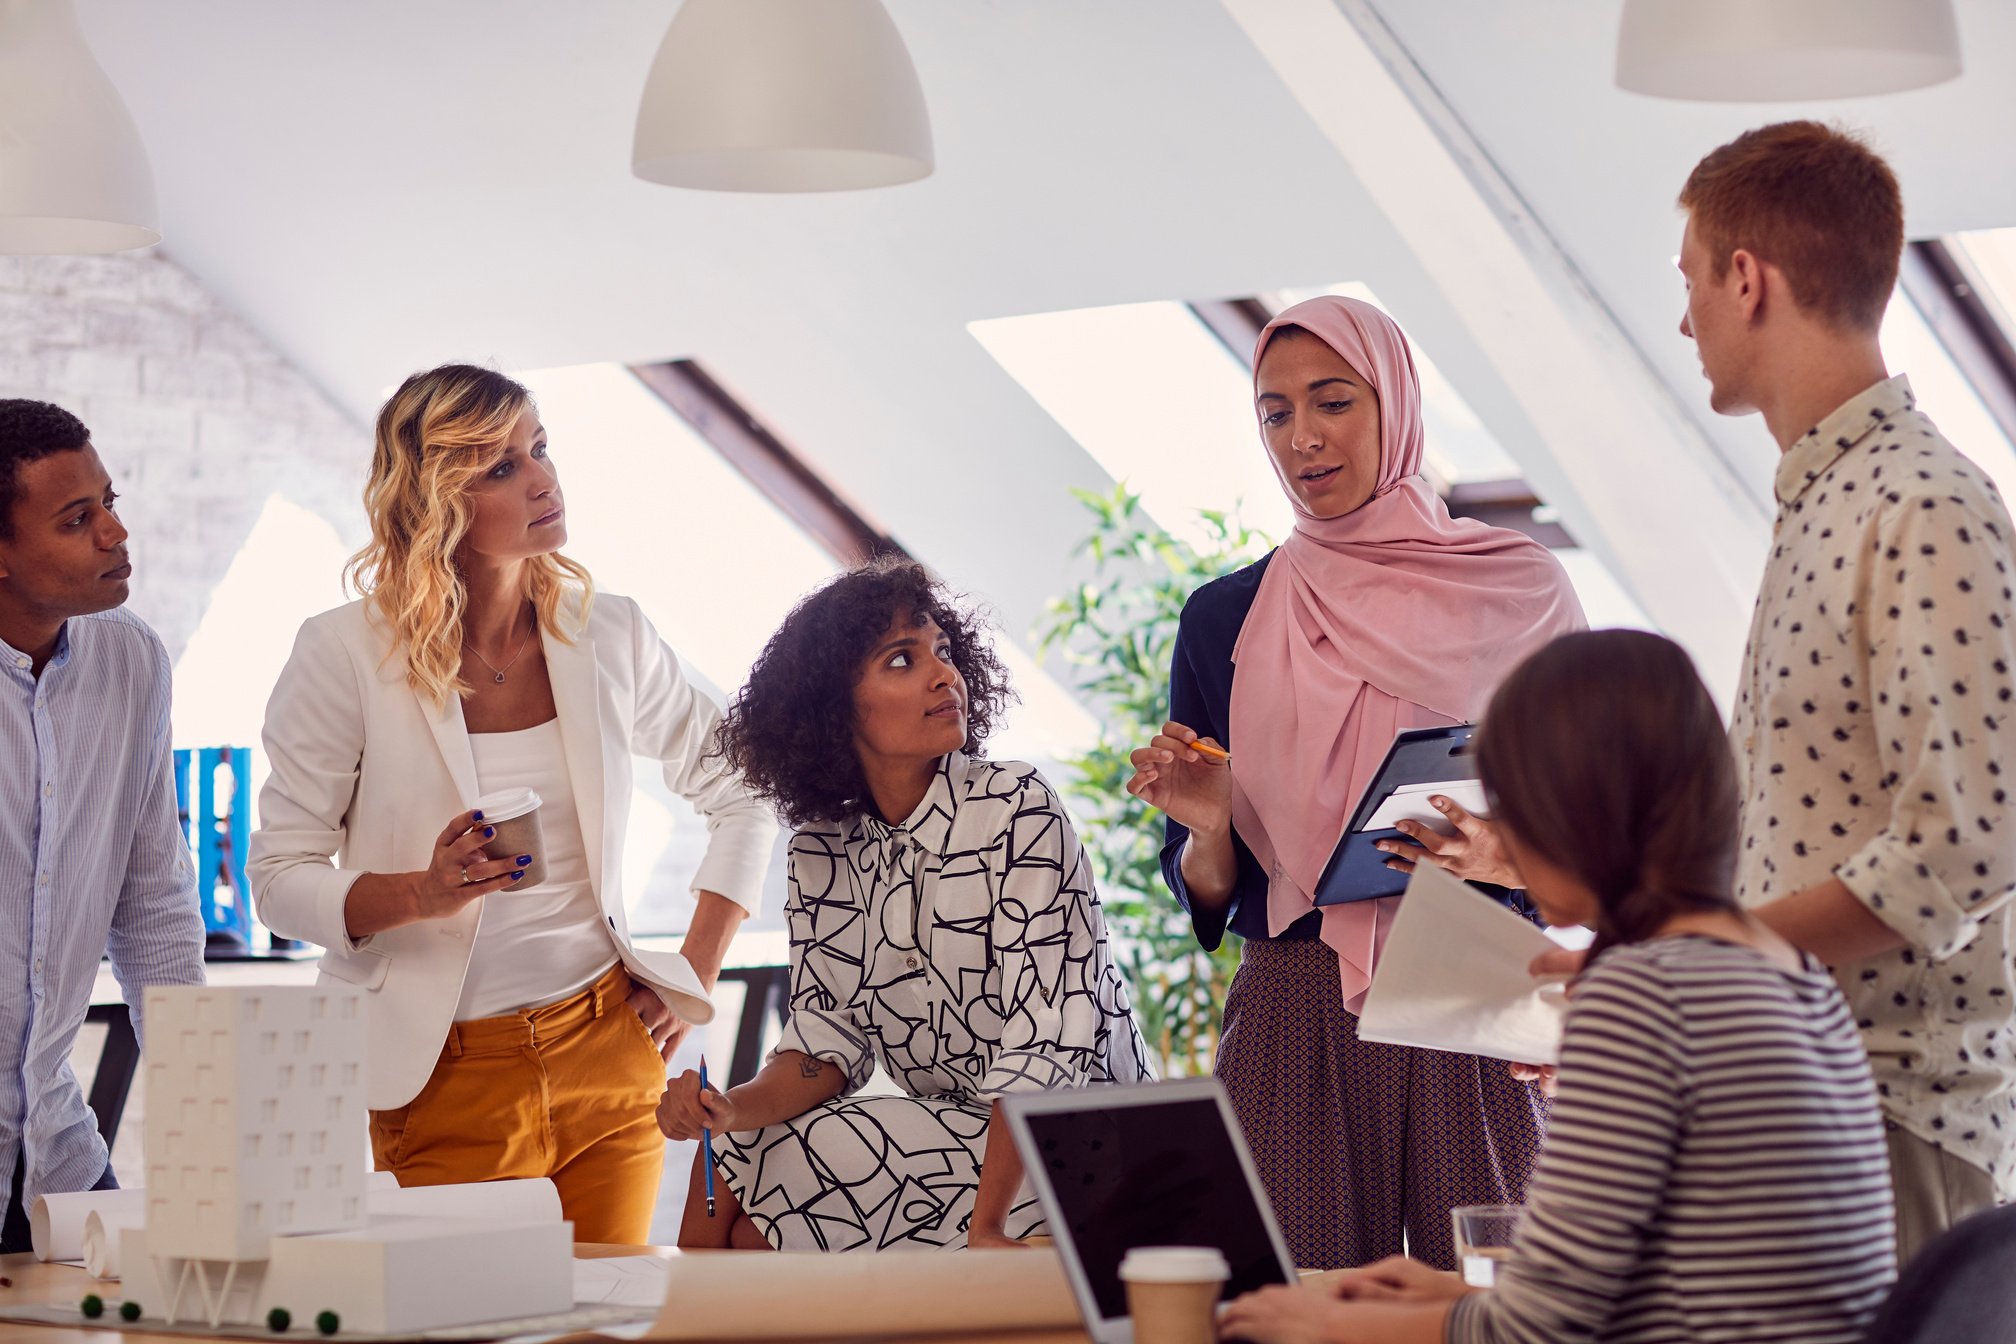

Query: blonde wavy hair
[[345, 364, 594, 705]]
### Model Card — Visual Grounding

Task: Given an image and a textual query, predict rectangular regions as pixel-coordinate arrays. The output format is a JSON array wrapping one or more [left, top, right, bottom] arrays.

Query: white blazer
[[248, 593, 777, 1111]]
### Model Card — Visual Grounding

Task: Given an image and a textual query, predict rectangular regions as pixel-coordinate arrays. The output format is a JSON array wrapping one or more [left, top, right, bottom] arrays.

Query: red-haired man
[[1676, 121, 2015, 1259]]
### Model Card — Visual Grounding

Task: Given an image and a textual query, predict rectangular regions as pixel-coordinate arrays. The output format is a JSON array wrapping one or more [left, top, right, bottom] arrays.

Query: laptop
[[1002, 1077, 1298, 1344]]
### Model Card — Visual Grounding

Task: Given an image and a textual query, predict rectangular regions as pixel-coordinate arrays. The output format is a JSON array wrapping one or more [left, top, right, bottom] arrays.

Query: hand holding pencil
[[1126, 719, 1235, 833]]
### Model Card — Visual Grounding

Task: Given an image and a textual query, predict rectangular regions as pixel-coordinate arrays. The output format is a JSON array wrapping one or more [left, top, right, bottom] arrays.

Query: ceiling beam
[[627, 360, 905, 569]]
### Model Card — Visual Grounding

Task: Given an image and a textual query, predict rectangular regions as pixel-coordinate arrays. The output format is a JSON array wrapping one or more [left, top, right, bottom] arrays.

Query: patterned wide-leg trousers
[[1216, 938, 1548, 1271]]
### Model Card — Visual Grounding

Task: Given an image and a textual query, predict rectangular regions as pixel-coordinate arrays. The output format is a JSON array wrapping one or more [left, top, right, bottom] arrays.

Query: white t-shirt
[[458, 718, 620, 1020]]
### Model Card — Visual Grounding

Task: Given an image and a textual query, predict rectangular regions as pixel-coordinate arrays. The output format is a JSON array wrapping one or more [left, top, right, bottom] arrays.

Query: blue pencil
[[699, 1057, 718, 1218]]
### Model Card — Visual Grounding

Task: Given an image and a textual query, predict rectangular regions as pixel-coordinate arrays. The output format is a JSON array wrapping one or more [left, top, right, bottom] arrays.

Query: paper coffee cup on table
[[474, 787, 545, 889], [1120, 1246, 1229, 1344]]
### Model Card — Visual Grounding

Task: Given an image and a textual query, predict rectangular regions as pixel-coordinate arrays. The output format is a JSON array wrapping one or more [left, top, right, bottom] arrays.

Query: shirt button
[[38, 871, 50, 884], [43, 783, 53, 797], [905, 956, 920, 969]]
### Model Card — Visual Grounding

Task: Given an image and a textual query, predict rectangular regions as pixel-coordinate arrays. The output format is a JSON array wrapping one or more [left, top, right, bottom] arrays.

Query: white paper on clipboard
[[1356, 861, 1568, 1064], [1356, 778, 1489, 833]]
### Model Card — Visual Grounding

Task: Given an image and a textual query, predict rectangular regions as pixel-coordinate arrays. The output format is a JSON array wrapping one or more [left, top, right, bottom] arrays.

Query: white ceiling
[[76, 0, 2016, 650]]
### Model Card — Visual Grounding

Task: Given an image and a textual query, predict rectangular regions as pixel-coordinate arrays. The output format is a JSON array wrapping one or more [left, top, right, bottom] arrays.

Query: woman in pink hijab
[[1126, 296, 1584, 1271]]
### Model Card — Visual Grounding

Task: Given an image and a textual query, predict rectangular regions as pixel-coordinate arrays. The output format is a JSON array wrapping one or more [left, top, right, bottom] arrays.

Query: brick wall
[[0, 252, 366, 661]]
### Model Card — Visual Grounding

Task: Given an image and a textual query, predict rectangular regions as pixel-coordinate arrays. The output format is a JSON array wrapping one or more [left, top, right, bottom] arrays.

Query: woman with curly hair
[[657, 558, 1153, 1252], [249, 364, 776, 1243]]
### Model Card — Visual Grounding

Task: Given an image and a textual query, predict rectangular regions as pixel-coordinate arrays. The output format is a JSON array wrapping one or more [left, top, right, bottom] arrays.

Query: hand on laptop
[[1375, 796, 1523, 888], [1318, 1255, 1470, 1304]]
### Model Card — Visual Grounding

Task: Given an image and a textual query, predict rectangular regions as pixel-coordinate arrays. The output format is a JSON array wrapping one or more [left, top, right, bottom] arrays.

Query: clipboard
[[1313, 724, 1479, 906]]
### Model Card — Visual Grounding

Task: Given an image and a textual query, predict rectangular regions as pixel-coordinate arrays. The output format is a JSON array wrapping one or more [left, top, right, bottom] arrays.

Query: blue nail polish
[[517, 855, 531, 866], [473, 811, 484, 822], [484, 827, 495, 838], [511, 872, 524, 881]]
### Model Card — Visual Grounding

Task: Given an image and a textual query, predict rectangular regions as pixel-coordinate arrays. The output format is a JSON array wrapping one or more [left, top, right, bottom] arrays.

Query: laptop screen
[[1019, 1095, 1291, 1321]]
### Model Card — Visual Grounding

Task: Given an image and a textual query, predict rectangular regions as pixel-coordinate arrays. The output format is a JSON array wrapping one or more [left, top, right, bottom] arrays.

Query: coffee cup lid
[[473, 787, 542, 823], [1118, 1247, 1230, 1283]]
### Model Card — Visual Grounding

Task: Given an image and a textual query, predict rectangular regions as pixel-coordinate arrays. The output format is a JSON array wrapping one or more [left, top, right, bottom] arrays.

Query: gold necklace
[[464, 609, 534, 685]]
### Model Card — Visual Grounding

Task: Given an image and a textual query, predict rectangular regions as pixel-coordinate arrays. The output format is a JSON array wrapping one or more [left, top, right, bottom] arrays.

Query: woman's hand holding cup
[[1126, 721, 1234, 834], [409, 808, 531, 921]]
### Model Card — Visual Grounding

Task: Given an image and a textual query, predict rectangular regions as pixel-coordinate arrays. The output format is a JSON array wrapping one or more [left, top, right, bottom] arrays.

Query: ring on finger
[[460, 865, 471, 885]]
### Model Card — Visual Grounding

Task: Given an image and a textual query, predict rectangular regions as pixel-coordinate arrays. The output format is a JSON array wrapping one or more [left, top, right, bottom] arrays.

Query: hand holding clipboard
[[1375, 791, 1524, 889]]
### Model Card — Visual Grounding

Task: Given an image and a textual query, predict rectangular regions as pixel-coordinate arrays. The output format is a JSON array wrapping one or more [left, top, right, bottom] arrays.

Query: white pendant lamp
[[632, 0, 933, 193], [0, 0, 159, 252], [1617, 0, 1962, 102]]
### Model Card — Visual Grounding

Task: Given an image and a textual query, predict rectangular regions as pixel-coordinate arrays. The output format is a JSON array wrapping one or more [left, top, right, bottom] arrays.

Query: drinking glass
[[1451, 1203, 1522, 1288]]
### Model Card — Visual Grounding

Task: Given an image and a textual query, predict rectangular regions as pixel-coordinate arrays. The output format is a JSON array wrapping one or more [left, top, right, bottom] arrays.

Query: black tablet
[[1313, 724, 1479, 906]]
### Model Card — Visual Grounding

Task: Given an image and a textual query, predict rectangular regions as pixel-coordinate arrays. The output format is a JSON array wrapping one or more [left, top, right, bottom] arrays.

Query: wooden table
[[0, 1248, 1091, 1344]]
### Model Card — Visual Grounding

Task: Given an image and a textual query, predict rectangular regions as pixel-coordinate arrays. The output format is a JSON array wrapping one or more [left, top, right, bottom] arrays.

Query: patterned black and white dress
[[713, 752, 1154, 1251]]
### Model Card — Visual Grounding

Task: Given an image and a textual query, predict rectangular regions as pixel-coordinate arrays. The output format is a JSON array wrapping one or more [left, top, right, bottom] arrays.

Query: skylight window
[[969, 301, 1293, 546], [1882, 289, 2016, 507]]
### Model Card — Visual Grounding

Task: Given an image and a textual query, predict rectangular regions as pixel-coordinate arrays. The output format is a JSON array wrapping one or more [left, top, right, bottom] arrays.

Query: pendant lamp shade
[[0, 0, 159, 252], [632, 0, 933, 193], [1617, 0, 1962, 102]]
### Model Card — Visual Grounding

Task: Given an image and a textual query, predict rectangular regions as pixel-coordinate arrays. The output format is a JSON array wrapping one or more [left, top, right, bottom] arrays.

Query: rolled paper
[[33, 1170, 402, 1264], [652, 1249, 1079, 1339], [82, 1207, 144, 1280], [30, 1187, 144, 1263], [366, 1176, 563, 1224]]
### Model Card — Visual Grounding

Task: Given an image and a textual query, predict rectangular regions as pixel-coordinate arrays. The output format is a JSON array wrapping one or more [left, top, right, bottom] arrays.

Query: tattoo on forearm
[[799, 1057, 825, 1078]]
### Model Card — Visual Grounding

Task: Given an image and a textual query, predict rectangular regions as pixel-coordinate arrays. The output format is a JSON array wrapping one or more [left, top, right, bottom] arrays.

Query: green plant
[[119, 1301, 142, 1323], [315, 1310, 341, 1336], [80, 1295, 104, 1319], [267, 1306, 292, 1333], [1038, 485, 1270, 1076]]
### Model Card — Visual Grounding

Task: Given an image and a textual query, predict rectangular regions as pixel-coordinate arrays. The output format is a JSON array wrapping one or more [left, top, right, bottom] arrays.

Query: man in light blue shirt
[[0, 399, 203, 1252]]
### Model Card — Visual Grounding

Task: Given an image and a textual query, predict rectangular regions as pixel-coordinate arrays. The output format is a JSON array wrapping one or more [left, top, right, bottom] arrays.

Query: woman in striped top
[[1219, 630, 1897, 1344]]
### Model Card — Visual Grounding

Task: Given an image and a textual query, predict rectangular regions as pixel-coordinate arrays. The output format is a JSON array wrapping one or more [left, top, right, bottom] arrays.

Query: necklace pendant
[[493, 672, 506, 684]]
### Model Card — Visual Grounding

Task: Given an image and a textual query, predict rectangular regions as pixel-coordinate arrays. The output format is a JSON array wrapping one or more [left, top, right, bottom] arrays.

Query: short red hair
[[1678, 121, 1903, 332]]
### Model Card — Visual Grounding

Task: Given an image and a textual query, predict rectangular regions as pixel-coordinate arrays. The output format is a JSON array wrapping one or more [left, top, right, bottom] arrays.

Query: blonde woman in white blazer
[[249, 364, 775, 1243]]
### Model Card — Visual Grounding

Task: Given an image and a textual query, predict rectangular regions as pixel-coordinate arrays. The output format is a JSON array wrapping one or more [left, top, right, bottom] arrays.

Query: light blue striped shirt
[[0, 608, 203, 1218]]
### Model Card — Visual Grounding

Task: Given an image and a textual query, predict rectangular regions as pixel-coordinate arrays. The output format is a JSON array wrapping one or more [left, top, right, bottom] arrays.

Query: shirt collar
[[1775, 374, 1915, 509], [0, 621, 71, 679], [855, 752, 969, 859]]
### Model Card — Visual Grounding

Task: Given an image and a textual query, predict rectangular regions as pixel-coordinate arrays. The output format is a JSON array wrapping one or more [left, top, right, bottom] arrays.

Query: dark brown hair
[[1476, 630, 1740, 967], [715, 556, 1013, 828], [1678, 120, 1903, 332], [0, 399, 92, 540]]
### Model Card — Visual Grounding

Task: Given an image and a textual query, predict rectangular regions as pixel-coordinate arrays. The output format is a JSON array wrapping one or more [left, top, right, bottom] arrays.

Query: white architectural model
[[132, 984, 573, 1333], [144, 985, 369, 1323]]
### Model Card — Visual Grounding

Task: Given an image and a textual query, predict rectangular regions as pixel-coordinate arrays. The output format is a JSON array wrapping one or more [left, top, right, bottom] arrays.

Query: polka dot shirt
[[1732, 374, 2016, 1195]]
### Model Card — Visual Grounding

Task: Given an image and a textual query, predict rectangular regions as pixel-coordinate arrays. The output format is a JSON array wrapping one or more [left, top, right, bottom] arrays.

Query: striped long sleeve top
[[1446, 935, 1896, 1344], [1, 610, 204, 1217]]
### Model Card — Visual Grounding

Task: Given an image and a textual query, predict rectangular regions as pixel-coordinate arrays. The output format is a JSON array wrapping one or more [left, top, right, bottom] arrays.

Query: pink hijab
[[1227, 296, 1584, 1011]]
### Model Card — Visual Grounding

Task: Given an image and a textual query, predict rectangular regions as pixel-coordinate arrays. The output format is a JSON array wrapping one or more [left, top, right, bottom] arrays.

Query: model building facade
[[142, 985, 368, 1263]]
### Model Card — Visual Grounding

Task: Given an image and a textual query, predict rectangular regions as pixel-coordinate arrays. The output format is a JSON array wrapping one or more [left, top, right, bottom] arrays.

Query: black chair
[[1862, 1204, 2016, 1344]]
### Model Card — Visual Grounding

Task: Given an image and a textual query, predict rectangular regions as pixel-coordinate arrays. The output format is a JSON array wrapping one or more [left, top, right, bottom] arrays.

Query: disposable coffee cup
[[1119, 1246, 1229, 1344], [473, 787, 545, 889]]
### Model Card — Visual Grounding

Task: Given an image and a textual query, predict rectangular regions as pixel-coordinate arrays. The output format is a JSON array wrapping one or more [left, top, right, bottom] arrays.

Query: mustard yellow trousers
[[368, 962, 667, 1244]]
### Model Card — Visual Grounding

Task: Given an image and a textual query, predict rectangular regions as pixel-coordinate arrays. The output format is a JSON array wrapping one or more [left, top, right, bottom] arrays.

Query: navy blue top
[[1158, 552, 1538, 951]]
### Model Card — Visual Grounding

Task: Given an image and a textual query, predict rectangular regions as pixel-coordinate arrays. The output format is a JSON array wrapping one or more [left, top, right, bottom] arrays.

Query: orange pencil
[[1188, 740, 1231, 763]]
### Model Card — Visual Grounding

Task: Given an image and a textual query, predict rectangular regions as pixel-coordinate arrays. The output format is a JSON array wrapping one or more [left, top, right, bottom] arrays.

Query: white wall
[[0, 252, 366, 663]]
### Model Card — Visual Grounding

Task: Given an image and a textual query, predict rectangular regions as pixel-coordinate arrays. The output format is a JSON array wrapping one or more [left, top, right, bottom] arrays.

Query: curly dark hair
[[0, 399, 91, 539], [717, 556, 1015, 828]]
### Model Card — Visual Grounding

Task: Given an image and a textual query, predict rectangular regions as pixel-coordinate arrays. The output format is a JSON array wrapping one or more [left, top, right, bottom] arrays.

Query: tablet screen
[[1020, 1096, 1291, 1321]]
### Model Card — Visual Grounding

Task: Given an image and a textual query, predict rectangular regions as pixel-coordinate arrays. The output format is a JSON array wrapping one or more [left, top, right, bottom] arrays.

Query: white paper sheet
[[1358, 778, 1488, 833], [571, 1255, 672, 1309], [1355, 861, 1568, 1064]]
